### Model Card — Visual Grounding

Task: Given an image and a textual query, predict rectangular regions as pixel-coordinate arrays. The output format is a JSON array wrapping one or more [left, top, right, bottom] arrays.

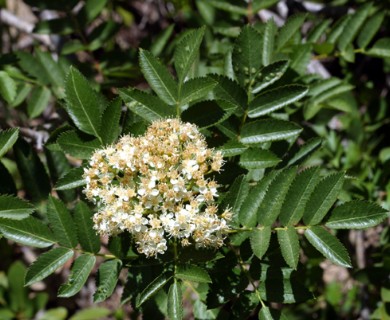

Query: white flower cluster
[[83, 118, 231, 257]]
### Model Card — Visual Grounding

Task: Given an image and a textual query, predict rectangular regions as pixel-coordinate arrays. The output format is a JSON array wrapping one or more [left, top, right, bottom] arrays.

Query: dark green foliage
[[0, 2, 389, 319]]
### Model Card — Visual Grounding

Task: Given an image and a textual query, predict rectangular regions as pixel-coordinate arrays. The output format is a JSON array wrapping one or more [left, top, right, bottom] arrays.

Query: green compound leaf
[[286, 137, 323, 166], [277, 227, 300, 269], [250, 227, 271, 259], [259, 307, 288, 320], [47, 196, 78, 248], [326, 200, 389, 229], [119, 88, 175, 122], [262, 18, 277, 66], [139, 49, 178, 105], [74, 201, 101, 254], [25, 247, 74, 286], [179, 77, 216, 106], [239, 171, 279, 227], [327, 15, 351, 44], [35, 49, 65, 90], [259, 264, 313, 303], [13, 139, 51, 203], [0, 195, 34, 220], [57, 131, 101, 160], [0, 70, 16, 103], [174, 26, 206, 83], [240, 119, 302, 144], [55, 166, 86, 191], [280, 167, 320, 226], [248, 85, 308, 118], [210, 74, 247, 109], [218, 140, 248, 157], [58, 254, 96, 297], [357, 11, 386, 49], [337, 3, 372, 52], [239, 148, 280, 169], [258, 167, 297, 226], [304, 226, 351, 268], [100, 98, 122, 145], [252, 60, 289, 94], [136, 273, 172, 308], [233, 25, 262, 88], [0, 128, 19, 158], [168, 280, 183, 320], [27, 86, 51, 119], [366, 38, 390, 59], [176, 264, 211, 283], [94, 259, 122, 303], [0, 217, 55, 248], [181, 100, 236, 128], [222, 175, 249, 227], [69, 307, 111, 320], [303, 172, 344, 226], [276, 13, 307, 50], [65, 67, 104, 139]]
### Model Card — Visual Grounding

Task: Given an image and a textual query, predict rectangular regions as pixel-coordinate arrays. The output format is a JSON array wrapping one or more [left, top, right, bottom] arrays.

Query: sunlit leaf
[[58, 254, 96, 297], [25, 247, 74, 285], [303, 172, 344, 225], [174, 26, 206, 83], [240, 119, 302, 144], [0, 217, 55, 248], [139, 49, 178, 105], [47, 196, 78, 248], [304, 226, 351, 268], [0, 195, 34, 220], [0, 128, 19, 158], [326, 201, 389, 229], [94, 259, 122, 303]]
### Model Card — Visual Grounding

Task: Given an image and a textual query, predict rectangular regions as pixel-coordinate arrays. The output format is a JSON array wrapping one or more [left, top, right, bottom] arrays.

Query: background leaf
[[27, 86, 51, 118], [0, 71, 16, 103]]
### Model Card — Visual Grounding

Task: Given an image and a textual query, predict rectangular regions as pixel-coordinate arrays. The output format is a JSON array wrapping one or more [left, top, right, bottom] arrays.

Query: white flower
[[83, 118, 231, 258]]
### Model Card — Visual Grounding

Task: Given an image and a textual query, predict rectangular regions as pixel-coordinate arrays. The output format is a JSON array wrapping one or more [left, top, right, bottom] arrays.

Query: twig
[[0, 9, 54, 49]]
